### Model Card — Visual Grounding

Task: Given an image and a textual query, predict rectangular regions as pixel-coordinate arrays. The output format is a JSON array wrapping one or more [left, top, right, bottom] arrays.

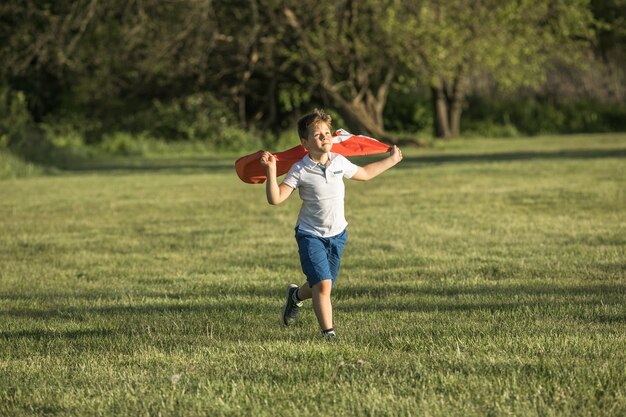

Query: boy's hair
[[297, 109, 333, 139]]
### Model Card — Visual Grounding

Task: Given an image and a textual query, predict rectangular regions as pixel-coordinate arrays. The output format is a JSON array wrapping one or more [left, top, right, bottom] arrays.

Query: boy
[[260, 109, 402, 339]]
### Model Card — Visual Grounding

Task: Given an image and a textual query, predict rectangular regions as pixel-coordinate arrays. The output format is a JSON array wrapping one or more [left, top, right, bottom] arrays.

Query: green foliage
[[278, 88, 312, 113], [39, 104, 105, 145], [3, 126, 54, 165], [1, 0, 623, 144], [592, 0, 626, 53], [211, 126, 263, 152], [465, 96, 626, 136], [0, 149, 43, 179], [462, 120, 521, 139], [40, 122, 88, 151], [98, 128, 262, 156], [269, 130, 300, 151], [383, 91, 432, 134], [115, 93, 261, 151], [0, 85, 34, 148], [5, 118, 96, 168], [324, 109, 348, 135], [1, 86, 100, 166], [388, 0, 599, 138], [142, 93, 235, 142], [98, 131, 149, 156]]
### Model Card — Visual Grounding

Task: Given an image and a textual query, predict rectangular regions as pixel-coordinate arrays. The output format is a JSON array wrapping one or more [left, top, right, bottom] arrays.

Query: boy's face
[[301, 122, 332, 154]]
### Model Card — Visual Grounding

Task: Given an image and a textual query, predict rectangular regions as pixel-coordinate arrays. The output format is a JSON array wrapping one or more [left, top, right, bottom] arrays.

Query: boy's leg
[[311, 279, 333, 331], [296, 282, 312, 300], [288, 281, 333, 331], [288, 231, 337, 333], [281, 280, 334, 333]]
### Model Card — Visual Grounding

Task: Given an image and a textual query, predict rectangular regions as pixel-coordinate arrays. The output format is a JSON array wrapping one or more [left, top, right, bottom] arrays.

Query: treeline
[[1, 0, 625, 156]]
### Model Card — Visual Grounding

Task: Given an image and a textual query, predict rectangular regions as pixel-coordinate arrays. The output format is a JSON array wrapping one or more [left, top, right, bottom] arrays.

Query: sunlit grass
[[1, 134, 625, 416]]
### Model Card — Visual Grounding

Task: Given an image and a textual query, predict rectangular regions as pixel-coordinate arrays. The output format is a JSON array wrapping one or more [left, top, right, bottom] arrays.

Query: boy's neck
[[308, 151, 330, 165]]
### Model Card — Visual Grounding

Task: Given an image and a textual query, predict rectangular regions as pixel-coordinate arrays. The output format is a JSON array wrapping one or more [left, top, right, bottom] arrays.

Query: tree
[[0, 0, 601, 143], [267, 0, 401, 141], [393, 0, 596, 138]]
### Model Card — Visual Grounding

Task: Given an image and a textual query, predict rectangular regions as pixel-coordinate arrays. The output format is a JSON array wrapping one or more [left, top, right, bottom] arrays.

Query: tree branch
[[62, 0, 99, 64]]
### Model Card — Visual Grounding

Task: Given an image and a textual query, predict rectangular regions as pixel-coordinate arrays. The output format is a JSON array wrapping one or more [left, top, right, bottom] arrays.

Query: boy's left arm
[[350, 145, 403, 181]]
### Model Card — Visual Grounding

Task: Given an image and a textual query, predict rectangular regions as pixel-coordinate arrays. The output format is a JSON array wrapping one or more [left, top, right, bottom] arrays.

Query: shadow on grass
[[56, 156, 236, 175], [347, 146, 626, 170], [395, 147, 626, 168], [0, 328, 114, 340], [36, 145, 626, 176], [2, 281, 624, 322], [0, 299, 250, 319], [335, 281, 626, 300], [1, 296, 623, 348]]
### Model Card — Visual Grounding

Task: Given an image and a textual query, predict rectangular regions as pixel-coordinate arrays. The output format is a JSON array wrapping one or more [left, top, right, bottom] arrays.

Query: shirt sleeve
[[338, 155, 359, 179], [282, 163, 300, 189]]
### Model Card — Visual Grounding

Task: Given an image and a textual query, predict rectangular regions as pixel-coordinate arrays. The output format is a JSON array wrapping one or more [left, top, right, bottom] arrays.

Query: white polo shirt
[[283, 153, 359, 237]]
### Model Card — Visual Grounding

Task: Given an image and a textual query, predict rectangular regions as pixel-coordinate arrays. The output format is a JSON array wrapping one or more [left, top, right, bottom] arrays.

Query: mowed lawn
[[1, 134, 625, 416]]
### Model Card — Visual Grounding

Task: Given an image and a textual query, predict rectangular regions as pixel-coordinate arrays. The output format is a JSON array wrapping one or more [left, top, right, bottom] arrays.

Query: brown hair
[[297, 108, 333, 139]]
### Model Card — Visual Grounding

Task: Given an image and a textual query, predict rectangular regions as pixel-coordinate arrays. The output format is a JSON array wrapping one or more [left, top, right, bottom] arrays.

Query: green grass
[[1, 134, 625, 416]]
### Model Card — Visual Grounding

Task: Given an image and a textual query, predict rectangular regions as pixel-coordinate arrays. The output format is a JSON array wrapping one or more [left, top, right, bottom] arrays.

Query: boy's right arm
[[260, 151, 294, 205]]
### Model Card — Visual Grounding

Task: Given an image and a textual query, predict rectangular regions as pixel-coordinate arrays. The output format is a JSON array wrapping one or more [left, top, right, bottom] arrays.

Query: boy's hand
[[260, 151, 277, 171], [389, 145, 403, 164]]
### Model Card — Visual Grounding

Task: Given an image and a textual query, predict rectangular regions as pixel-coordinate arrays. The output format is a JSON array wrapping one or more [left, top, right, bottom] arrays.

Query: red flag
[[235, 129, 391, 184]]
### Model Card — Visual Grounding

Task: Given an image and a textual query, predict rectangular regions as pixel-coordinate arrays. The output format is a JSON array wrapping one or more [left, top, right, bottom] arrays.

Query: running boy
[[260, 109, 402, 339]]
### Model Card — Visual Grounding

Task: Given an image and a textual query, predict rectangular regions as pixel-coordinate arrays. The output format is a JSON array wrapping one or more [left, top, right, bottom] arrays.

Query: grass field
[[1, 134, 625, 416]]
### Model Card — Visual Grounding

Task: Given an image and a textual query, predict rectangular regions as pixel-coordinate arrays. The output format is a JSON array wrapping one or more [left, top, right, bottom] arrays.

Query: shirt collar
[[304, 152, 336, 168]]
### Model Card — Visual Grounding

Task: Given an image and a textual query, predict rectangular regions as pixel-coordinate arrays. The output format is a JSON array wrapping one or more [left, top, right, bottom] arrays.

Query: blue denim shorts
[[295, 227, 348, 288]]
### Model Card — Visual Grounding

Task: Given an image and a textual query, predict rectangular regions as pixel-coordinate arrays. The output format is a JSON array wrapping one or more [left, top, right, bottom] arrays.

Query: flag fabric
[[235, 129, 391, 184]]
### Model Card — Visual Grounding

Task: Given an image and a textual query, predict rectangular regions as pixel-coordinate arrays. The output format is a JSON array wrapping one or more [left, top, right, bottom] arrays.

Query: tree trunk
[[431, 70, 465, 139], [324, 91, 391, 141], [266, 75, 278, 136], [431, 78, 451, 139], [449, 69, 465, 138], [449, 100, 462, 138], [321, 70, 396, 142], [238, 94, 247, 128]]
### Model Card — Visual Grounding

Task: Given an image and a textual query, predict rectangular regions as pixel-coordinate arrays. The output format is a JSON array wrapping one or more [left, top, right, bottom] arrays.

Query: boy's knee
[[313, 279, 332, 295]]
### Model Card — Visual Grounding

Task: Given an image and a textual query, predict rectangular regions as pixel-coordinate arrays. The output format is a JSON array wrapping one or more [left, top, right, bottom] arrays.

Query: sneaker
[[282, 284, 303, 326], [322, 331, 337, 341]]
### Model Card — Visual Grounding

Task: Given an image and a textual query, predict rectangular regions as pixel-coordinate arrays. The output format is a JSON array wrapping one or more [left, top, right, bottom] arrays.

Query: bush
[[384, 92, 432, 134], [212, 126, 262, 152], [99, 131, 147, 156], [463, 120, 520, 138], [41, 110, 104, 145], [104, 92, 263, 152], [133, 92, 238, 143], [0, 149, 43, 179], [464, 95, 626, 136], [0, 85, 86, 166], [268, 130, 299, 151], [0, 85, 34, 148], [97, 129, 262, 156]]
